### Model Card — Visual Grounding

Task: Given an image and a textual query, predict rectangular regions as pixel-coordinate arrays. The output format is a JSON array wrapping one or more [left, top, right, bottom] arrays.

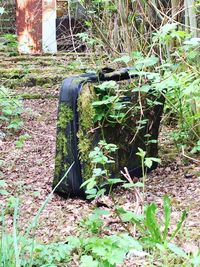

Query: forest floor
[[0, 53, 200, 265]]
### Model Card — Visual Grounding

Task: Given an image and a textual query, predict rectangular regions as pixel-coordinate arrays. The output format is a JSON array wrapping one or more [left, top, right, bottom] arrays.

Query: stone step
[[7, 85, 59, 100], [0, 54, 94, 64], [0, 65, 81, 78], [1, 73, 67, 88]]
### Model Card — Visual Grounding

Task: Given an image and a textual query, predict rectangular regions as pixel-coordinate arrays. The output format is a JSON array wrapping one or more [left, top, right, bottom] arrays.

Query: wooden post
[[16, 0, 57, 54]]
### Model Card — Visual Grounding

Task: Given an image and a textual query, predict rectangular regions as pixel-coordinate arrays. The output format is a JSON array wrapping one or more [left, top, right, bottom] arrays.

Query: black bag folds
[[53, 68, 165, 198]]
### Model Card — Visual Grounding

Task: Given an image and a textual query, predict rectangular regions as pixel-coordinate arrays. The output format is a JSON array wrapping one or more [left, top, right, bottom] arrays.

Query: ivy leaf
[[92, 96, 118, 106]]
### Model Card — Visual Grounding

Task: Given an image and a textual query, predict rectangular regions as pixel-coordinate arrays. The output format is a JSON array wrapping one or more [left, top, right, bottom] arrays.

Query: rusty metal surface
[[57, 0, 68, 17], [16, 0, 42, 53]]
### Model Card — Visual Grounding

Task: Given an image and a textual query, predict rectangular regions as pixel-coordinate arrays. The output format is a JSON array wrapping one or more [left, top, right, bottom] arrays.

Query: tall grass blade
[[170, 211, 187, 241], [24, 162, 75, 267], [163, 195, 171, 241], [1, 207, 6, 267], [1, 206, 15, 266], [13, 199, 20, 267], [25, 162, 74, 236]]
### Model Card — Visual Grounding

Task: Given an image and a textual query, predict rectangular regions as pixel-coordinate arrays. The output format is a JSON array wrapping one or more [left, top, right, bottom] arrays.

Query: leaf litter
[[0, 95, 200, 265]]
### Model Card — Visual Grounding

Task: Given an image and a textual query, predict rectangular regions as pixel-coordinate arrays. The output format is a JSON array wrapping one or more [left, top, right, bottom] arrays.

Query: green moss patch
[[77, 84, 96, 181], [53, 103, 73, 187]]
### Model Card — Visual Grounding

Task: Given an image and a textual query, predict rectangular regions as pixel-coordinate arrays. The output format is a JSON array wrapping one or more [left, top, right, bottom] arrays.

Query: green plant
[[5, 196, 18, 215], [15, 133, 31, 149], [31, 242, 73, 266], [117, 195, 187, 247], [81, 140, 119, 199], [136, 147, 161, 195], [0, 198, 20, 267], [78, 233, 143, 267], [0, 164, 75, 267], [2, 34, 18, 56], [191, 140, 200, 154], [76, 208, 143, 267], [92, 80, 128, 124], [80, 208, 108, 234], [150, 25, 200, 150], [0, 87, 24, 133]]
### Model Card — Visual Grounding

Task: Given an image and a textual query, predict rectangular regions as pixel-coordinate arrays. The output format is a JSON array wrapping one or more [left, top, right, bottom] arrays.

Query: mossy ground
[[1, 51, 199, 263]]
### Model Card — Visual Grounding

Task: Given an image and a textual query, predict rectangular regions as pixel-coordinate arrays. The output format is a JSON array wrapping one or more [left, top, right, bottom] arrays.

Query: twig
[[181, 146, 200, 164]]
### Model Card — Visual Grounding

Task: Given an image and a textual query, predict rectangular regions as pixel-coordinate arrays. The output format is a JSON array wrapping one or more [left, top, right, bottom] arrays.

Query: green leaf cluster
[[0, 87, 24, 132]]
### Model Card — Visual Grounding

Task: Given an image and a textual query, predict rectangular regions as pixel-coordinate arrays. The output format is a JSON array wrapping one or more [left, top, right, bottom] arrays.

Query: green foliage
[[79, 233, 142, 267], [112, 26, 200, 152], [81, 140, 118, 198], [15, 133, 31, 149], [0, 165, 75, 266], [5, 196, 18, 215], [0, 87, 24, 133], [80, 208, 108, 234], [149, 24, 200, 150], [32, 242, 72, 266], [92, 80, 128, 124], [76, 32, 101, 48], [0, 174, 197, 267], [1, 34, 18, 56], [117, 195, 187, 247], [1, 8, 200, 266]]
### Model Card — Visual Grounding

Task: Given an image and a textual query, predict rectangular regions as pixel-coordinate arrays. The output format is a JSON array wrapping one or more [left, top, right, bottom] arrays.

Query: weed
[[0, 87, 24, 133]]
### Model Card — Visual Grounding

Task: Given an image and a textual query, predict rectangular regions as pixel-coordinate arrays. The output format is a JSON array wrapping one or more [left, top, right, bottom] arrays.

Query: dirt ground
[[1, 95, 200, 250]]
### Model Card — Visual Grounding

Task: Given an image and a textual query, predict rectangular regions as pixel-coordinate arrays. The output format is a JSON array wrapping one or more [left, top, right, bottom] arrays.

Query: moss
[[54, 153, 63, 181], [57, 103, 73, 129], [54, 131, 68, 179], [19, 93, 57, 100], [54, 103, 73, 185], [0, 68, 25, 79], [77, 84, 96, 181]]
